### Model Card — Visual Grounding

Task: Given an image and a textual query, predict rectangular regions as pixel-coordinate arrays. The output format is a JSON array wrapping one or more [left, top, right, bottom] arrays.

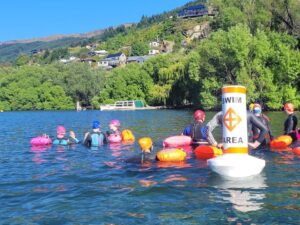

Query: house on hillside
[[86, 43, 98, 50], [160, 40, 174, 53], [88, 52, 96, 57], [94, 50, 108, 55], [81, 58, 96, 65], [127, 55, 152, 64], [149, 41, 160, 48], [30, 49, 43, 55], [59, 56, 78, 64], [98, 52, 126, 68], [148, 49, 160, 55], [178, 4, 208, 18]]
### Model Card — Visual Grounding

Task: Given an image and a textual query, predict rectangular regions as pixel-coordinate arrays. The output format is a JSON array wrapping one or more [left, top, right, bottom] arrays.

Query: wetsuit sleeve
[[249, 114, 268, 143], [183, 126, 191, 136], [68, 137, 80, 144], [264, 117, 274, 140], [83, 133, 91, 146], [102, 132, 108, 144], [206, 111, 222, 146]]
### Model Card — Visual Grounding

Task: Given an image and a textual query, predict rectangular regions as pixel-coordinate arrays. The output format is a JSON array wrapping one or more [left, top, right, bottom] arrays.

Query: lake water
[[0, 110, 299, 224]]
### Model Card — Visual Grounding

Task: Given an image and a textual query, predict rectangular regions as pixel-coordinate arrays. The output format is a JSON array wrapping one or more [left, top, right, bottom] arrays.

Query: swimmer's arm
[[206, 112, 222, 146]]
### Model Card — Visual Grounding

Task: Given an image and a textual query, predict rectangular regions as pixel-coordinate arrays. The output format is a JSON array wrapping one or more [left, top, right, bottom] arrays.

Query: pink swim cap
[[57, 126, 66, 134], [110, 119, 121, 127]]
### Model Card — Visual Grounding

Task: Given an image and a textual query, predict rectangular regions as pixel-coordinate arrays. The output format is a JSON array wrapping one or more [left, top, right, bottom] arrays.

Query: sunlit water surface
[[0, 110, 299, 224]]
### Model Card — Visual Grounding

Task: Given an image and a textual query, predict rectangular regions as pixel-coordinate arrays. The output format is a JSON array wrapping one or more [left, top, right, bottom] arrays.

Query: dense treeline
[[0, 63, 104, 110], [0, 0, 299, 111]]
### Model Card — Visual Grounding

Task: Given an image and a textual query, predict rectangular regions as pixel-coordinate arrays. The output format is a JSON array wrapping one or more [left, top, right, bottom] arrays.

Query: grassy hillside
[[0, 37, 93, 63], [0, 0, 207, 63]]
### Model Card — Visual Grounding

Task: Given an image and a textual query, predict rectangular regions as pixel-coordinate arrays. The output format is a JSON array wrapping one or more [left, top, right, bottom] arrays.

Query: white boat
[[100, 100, 160, 111]]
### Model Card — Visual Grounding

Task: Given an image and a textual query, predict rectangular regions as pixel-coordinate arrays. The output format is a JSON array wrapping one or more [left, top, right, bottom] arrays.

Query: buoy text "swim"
[[222, 97, 242, 104]]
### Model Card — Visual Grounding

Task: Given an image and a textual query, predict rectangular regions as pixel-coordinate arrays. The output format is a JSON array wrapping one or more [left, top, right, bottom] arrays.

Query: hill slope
[[0, 0, 205, 63]]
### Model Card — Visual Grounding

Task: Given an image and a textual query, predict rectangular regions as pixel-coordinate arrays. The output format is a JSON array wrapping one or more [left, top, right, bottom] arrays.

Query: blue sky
[[0, 0, 192, 42]]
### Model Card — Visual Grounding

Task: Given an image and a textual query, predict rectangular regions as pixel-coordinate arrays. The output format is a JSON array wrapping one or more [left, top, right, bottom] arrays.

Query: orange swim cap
[[138, 137, 153, 151], [284, 102, 294, 112]]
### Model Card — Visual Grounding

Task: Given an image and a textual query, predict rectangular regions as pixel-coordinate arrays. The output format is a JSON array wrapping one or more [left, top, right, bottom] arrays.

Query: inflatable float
[[270, 135, 293, 149], [293, 146, 300, 156], [30, 136, 52, 146], [163, 135, 192, 147], [121, 129, 135, 143], [194, 145, 223, 160], [156, 148, 187, 162]]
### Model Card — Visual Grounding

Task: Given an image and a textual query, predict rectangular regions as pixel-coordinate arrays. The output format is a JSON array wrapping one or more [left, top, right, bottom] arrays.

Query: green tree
[[131, 42, 149, 56], [15, 54, 30, 66]]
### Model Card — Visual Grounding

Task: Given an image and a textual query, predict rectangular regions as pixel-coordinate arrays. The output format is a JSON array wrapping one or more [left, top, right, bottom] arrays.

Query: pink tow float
[[163, 135, 192, 147], [107, 134, 122, 143], [30, 136, 52, 146]]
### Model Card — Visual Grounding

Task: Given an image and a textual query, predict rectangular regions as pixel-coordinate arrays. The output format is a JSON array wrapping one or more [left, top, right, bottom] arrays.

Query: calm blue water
[[0, 110, 299, 225]]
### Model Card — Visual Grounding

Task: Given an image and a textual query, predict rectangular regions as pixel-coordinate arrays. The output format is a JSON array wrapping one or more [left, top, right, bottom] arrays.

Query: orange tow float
[[194, 145, 223, 160], [270, 135, 293, 149], [293, 146, 300, 156], [156, 148, 186, 162]]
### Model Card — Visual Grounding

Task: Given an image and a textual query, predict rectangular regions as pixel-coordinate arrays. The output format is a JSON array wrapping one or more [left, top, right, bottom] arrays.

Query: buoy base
[[207, 154, 265, 178]]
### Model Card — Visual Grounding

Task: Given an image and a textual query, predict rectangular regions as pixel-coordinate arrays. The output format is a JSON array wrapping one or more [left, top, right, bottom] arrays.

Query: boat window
[[116, 102, 123, 107]]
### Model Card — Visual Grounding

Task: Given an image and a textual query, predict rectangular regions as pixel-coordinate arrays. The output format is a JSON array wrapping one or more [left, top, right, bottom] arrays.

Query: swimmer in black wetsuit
[[252, 104, 273, 146], [206, 111, 268, 149], [182, 110, 208, 145], [125, 137, 154, 164], [283, 102, 298, 142]]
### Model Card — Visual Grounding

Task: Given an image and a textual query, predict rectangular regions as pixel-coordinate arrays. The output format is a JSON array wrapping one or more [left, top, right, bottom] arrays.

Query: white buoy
[[208, 85, 265, 178]]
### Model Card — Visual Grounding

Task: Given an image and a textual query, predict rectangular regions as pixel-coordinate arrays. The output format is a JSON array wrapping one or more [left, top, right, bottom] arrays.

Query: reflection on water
[[208, 174, 267, 212], [31, 145, 51, 164], [1, 110, 300, 224]]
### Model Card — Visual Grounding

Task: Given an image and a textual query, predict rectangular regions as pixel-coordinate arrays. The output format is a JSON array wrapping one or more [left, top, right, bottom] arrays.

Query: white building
[[149, 41, 160, 48], [94, 50, 108, 55], [148, 49, 160, 55]]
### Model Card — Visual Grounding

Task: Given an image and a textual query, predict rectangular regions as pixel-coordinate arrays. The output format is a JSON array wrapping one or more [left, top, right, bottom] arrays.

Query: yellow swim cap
[[249, 103, 254, 111], [138, 137, 153, 151]]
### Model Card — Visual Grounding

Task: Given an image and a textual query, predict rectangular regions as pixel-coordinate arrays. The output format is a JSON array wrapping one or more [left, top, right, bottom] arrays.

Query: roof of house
[[106, 52, 123, 59], [81, 58, 96, 62], [182, 4, 206, 11], [127, 55, 152, 62], [127, 56, 145, 61]]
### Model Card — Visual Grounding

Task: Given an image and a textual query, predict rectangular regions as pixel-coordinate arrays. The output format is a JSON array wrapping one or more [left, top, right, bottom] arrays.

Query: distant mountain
[[0, 23, 133, 63], [0, 23, 134, 46]]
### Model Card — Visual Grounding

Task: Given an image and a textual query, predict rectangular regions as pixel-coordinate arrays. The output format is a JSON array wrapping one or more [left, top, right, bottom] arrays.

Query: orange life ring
[[156, 148, 186, 162], [270, 135, 293, 149], [194, 145, 223, 160]]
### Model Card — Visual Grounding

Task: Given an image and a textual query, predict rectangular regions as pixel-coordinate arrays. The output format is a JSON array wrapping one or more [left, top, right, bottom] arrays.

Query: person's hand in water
[[248, 141, 261, 149], [69, 131, 76, 139]]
